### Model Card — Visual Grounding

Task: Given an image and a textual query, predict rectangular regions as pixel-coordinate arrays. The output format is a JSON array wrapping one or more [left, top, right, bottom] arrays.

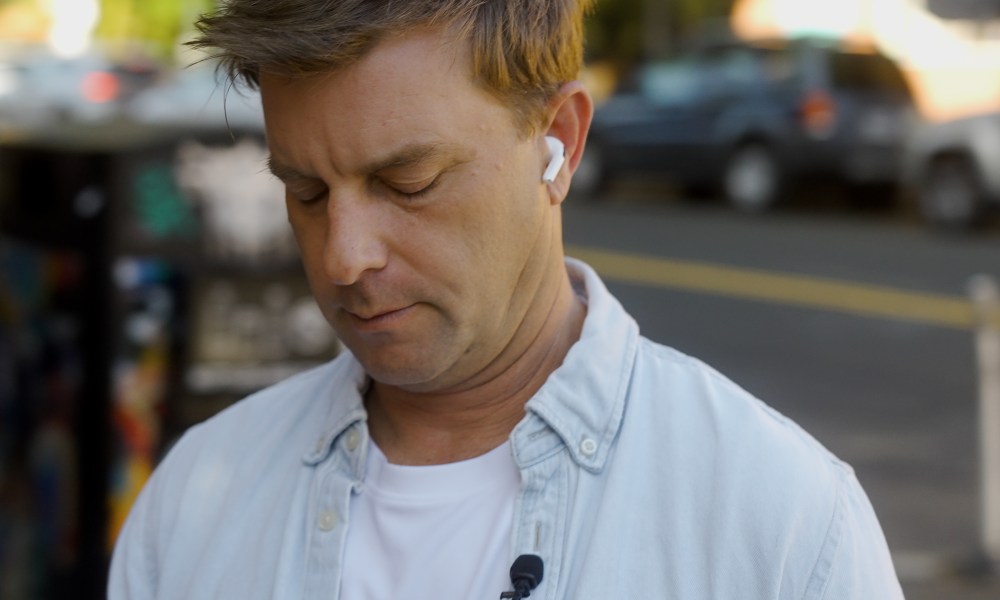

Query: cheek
[[437, 185, 547, 312], [475, 176, 548, 260], [459, 154, 544, 236]]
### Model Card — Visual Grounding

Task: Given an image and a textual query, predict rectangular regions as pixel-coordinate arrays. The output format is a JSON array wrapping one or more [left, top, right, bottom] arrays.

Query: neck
[[365, 263, 585, 466]]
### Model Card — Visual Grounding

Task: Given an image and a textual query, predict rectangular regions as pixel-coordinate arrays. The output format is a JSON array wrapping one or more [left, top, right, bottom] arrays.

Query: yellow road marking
[[567, 245, 978, 330]]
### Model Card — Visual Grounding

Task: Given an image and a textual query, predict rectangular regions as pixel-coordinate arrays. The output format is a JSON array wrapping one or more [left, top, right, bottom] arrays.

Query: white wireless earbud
[[542, 136, 565, 183]]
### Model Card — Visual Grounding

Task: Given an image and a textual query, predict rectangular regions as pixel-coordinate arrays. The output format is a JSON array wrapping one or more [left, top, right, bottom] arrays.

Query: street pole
[[970, 274, 1000, 567]]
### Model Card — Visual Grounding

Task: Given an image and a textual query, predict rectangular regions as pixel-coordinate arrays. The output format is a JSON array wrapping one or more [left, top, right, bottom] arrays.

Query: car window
[[757, 48, 797, 84], [639, 60, 701, 106], [701, 47, 759, 86], [828, 52, 911, 95], [700, 47, 764, 101]]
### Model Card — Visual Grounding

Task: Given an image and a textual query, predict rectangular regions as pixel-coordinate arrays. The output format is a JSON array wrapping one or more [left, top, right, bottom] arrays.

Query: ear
[[541, 80, 593, 204]]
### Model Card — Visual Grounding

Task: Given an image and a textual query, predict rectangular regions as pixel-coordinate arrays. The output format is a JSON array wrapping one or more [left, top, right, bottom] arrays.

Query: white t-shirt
[[341, 440, 521, 600]]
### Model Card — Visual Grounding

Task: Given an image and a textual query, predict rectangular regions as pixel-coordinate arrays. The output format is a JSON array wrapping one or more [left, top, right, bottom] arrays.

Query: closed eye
[[398, 179, 439, 198], [288, 185, 328, 205], [379, 175, 440, 200]]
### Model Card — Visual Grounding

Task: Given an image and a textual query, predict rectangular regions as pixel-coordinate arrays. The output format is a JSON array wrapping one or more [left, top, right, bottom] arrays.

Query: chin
[[353, 349, 451, 391]]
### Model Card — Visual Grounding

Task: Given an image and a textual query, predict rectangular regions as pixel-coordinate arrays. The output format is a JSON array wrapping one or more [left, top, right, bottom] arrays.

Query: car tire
[[572, 141, 609, 198], [918, 154, 984, 230], [723, 143, 783, 213]]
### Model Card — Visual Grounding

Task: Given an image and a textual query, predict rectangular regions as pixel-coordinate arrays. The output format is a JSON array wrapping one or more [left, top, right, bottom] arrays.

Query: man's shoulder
[[626, 337, 864, 573], [589, 334, 900, 597], [629, 335, 848, 494]]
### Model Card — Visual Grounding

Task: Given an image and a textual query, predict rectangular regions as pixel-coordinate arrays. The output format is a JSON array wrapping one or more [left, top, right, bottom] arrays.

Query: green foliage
[[585, 0, 644, 64], [93, 0, 734, 66], [95, 0, 215, 59], [586, 0, 736, 66]]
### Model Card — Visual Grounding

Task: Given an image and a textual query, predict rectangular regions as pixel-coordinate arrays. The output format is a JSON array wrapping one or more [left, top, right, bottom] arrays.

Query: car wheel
[[918, 154, 984, 229], [723, 143, 782, 213], [572, 141, 608, 198]]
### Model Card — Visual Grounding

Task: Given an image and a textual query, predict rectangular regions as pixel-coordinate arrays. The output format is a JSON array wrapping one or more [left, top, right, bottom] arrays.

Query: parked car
[[901, 111, 1000, 229], [0, 49, 159, 129], [576, 34, 918, 211]]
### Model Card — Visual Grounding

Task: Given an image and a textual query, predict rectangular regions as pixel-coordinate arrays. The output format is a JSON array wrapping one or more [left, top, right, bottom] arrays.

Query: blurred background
[[0, 0, 999, 598]]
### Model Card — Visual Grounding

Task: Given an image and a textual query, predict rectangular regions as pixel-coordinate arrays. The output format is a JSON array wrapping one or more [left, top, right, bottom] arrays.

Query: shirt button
[[345, 429, 360, 451], [580, 438, 598, 457], [318, 510, 337, 531]]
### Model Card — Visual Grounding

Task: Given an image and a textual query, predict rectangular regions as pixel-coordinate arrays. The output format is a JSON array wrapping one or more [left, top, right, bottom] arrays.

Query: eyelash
[[392, 177, 439, 200], [290, 176, 441, 206], [294, 189, 327, 205]]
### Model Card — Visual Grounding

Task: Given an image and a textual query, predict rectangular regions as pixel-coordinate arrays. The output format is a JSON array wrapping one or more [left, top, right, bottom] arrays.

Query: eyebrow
[[266, 156, 309, 183], [363, 142, 457, 174], [267, 142, 463, 183]]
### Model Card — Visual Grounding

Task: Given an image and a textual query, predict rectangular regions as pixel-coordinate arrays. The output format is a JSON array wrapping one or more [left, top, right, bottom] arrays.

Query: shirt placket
[[511, 435, 573, 600], [304, 427, 365, 600]]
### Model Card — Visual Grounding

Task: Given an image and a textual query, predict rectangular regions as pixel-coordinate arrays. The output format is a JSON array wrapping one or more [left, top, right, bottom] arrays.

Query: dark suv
[[576, 34, 917, 211]]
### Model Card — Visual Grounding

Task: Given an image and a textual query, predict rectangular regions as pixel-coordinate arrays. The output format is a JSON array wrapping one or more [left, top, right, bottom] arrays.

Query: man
[[109, 1, 904, 598]]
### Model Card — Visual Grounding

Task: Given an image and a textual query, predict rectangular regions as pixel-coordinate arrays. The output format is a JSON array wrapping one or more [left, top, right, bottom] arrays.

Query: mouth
[[345, 304, 415, 330]]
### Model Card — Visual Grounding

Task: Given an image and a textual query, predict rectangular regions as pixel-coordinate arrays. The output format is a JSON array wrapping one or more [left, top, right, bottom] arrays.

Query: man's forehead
[[267, 140, 471, 181], [258, 26, 515, 180], [259, 27, 470, 90]]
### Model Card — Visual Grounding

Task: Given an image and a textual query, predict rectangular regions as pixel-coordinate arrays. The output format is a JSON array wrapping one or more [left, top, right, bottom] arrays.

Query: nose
[[322, 196, 389, 286]]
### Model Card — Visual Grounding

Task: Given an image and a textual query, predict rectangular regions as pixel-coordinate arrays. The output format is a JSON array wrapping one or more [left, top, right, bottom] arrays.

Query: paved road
[[562, 187, 1000, 598]]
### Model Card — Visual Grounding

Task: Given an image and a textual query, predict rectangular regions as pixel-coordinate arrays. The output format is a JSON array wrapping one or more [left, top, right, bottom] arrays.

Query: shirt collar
[[303, 258, 640, 474], [514, 258, 639, 473], [302, 354, 369, 467]]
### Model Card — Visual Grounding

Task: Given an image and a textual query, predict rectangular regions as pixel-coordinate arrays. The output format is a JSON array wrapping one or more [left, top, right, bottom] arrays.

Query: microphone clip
[[499, 554, 543, 600]]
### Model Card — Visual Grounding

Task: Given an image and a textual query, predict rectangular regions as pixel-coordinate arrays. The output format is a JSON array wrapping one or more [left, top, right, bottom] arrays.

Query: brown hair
[[191, 0, 594, 135]]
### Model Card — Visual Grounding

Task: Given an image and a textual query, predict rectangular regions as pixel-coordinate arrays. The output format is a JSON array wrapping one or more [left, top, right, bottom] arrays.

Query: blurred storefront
[[0, 2, 343, 597], [0, 125, 339, 599]]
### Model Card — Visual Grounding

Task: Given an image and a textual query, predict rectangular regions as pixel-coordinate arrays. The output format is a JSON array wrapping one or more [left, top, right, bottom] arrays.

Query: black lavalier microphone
[[499, 554, 544, 599]]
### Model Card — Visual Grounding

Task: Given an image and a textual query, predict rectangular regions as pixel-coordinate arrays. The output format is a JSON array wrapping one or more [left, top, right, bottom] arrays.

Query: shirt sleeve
[[803, 463, 904, 600], [107, 467, 162, 600]]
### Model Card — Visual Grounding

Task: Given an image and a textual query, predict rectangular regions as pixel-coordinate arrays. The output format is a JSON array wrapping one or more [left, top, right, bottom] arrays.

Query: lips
[[344, 304, 415, 330], [352, 308, 401, 321]]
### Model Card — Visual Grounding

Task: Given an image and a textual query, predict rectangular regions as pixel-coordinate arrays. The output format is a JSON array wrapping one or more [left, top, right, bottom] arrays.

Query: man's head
[[192, 2, 594, 394], [193, 0, 593, 136]]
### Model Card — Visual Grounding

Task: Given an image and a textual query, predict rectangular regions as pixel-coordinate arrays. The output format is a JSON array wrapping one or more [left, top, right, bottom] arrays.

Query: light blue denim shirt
[[109, 258, 903, 599]]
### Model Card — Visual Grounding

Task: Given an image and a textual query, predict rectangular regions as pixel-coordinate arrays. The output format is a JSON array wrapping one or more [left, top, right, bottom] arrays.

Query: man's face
[[260, 29, 563, 393]]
